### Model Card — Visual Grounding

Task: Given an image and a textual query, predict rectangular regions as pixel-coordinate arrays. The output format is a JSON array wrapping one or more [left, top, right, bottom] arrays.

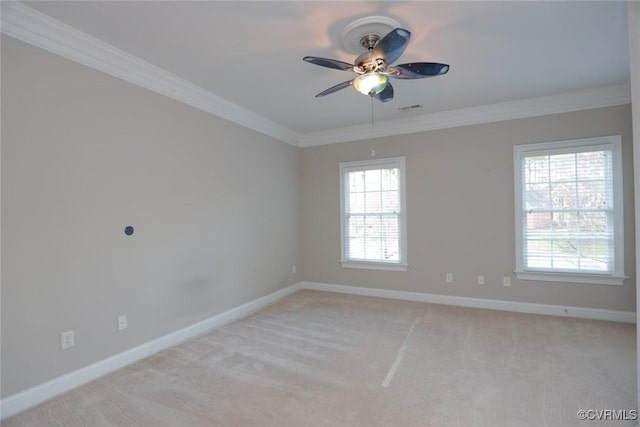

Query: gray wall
[[300, 105, 635, 312], [628, 0, 640, 413], [1, 36, 299, 397]]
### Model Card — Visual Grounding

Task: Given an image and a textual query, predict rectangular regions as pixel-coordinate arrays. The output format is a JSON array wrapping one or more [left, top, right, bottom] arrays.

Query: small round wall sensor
[[124, 226, 134, 236]]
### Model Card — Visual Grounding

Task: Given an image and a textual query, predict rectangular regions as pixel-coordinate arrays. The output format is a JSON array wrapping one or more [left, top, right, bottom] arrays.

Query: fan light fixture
[[353, 73, 389, 95]]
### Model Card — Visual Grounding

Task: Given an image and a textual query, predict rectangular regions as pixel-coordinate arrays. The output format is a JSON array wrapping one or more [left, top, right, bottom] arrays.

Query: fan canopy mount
[[341, 16, 401, 54]]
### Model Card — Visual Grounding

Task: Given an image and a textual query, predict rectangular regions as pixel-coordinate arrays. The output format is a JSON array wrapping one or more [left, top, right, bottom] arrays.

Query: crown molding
[[0, 1, 300, 146], [298, 84, 632, 147]]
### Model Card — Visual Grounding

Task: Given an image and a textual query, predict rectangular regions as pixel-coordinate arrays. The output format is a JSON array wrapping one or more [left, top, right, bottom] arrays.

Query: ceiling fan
[[303, 17, 449, 103]]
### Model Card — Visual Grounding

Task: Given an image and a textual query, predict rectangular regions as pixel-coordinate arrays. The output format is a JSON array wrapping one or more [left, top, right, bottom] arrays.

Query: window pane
[[348, 215, 365, 238], [348, 237, 365, 259], [381, 215, 399, 238], [580, 239, 608, 257], [365, 192, 382, 213], [549, 153, 576, 181], [552, 211, 578, 235], [381, 238, 399, 261], [577, 181, 607, 209], [550, 183, 576, 209], [381, 168, 399, 190], [551, 238, 580, 270], [368, 239, 383, 261], [579, 257, 609, 271], [579, 239, 610, 271], [525, 183, 550, 210], [381, 190, 399, 212], [526, 239, 551, 259], [579, 211, 609, 235], [577, 151, 605, 180], [349, 171, 365, 192], [526, 256, 552, 269], [349, 192, 365, 214], [365, 169, 381, 191], [364, 215, 381, 239], [524, 156, 549, 184], [526, 212, 552, 231], [526, 235, 552, 269], [347, 216, 365, 260]]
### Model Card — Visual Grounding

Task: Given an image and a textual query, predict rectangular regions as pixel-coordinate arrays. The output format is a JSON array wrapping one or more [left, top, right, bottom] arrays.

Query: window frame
[[513, 135, 626, 285], [339, 156, 408, 271]]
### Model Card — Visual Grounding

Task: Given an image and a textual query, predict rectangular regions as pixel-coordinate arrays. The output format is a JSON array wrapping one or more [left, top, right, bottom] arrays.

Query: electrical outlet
[[61, 330, 74, 350], [292, 265, 296, 275], [503, 276, 511, 287], [478, 275, 485, 285], [446, 273, 453, 283], [118, 315, 128, 331]]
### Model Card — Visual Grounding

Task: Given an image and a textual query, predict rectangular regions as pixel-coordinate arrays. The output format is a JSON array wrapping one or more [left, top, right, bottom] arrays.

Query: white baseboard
[[0, 282, 301, 420], [300, 281, 636, 324]]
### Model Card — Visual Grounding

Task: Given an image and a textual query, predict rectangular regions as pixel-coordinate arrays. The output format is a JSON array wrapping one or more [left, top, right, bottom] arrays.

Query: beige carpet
[[3, 290, 636, 426]]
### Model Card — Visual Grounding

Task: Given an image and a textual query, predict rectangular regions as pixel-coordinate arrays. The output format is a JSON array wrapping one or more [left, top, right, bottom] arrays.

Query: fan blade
[[303, 56, 354, 71], [373, 28, 411, 66], [315, 80, 354, 97], [372, 83, 394, 102], [388, 62, 450, 79]]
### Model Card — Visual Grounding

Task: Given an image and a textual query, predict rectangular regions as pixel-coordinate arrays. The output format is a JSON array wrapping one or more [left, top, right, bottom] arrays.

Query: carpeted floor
[[3, 290, 637, 426]]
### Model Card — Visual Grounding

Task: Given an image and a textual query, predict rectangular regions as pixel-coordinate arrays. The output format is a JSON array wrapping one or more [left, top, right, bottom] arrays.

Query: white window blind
[[340, 157, 407, 270], [514, 136, 625, 285]]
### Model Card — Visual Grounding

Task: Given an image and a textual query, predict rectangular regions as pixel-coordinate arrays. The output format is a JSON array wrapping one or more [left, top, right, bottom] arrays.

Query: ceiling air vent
[[398, 104, 423, 112]]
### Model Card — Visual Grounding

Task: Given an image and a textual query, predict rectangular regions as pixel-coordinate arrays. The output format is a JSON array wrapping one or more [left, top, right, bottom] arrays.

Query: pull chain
[[370, 96, 376, 157]]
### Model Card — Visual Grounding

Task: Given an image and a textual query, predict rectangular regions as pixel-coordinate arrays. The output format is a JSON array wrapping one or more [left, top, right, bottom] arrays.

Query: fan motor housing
[[354, 51, 386, 74]]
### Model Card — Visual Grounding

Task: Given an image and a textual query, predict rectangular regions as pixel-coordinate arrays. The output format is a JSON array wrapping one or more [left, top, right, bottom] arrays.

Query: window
[[514, 136, 625, 285], [340, 157, 407, 271]]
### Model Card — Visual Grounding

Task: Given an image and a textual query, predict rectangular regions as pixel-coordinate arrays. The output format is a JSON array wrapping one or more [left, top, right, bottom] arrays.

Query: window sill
[[515, 270, 627, 286], [341, 261, 408, 272]]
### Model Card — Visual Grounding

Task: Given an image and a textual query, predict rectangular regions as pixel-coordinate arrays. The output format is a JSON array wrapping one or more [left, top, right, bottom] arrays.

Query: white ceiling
[[11, 1, 631, 145]]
